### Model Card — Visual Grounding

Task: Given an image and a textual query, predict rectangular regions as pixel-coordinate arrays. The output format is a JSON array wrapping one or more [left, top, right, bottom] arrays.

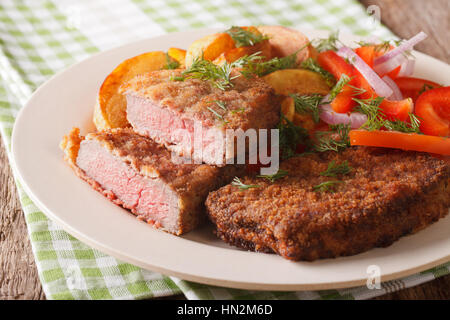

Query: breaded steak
[[61, 128, 242, 235], [206, 147, 450, 261], [120, 69, 280, 165]]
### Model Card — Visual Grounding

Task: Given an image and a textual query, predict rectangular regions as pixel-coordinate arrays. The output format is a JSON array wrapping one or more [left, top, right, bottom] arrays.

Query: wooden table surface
[[0, 0, 449, 300]]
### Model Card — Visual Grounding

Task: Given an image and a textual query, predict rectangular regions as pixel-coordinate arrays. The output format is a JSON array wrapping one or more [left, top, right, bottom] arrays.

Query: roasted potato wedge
[[168, 47, 187, 68], [94, 51, 168, 130], [263, 69, 330, 96], [185, 33, 234, 67]]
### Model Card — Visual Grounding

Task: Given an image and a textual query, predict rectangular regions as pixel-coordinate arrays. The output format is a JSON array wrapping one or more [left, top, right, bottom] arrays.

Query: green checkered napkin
[[0, 0, 448, 300]]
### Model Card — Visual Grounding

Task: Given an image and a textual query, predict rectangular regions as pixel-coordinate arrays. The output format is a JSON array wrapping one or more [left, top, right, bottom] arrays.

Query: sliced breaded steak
[[120, 69, 280, 165], [206, 147, 450, 261], [61, 128, 242, 235]]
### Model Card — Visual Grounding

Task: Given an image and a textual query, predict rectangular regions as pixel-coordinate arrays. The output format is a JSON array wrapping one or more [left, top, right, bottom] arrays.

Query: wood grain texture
[[0, 0, 449, 300], [0, 137, 46, 300]]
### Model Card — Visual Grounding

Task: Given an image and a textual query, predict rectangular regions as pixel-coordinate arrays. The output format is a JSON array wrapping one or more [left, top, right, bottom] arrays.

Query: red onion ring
[[397, 59, 415, 77], [373, 32, 426, 75], [374, 32, 427, 65], [382, 75, 403, 101], [319, 104, 367, 129], [337, 46, 393, 98]]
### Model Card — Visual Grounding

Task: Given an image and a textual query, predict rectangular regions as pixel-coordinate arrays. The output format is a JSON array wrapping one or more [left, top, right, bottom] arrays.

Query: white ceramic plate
[[12, 29, 450, 291]]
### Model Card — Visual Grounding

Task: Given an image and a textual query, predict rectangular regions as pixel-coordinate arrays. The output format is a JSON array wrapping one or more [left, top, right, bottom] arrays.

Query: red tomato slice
[[317, 50, 357, 113], [394, 77, 442, 102], [317, 50, 353, 80], [379, 98, 413, 122], [349, 130, 450, 155], [355, 46, 376, 68], [354, 70, 376, 99], [355, 45, 401, 78], [353, 70, 413, 122], [415, 86, 450, 137]]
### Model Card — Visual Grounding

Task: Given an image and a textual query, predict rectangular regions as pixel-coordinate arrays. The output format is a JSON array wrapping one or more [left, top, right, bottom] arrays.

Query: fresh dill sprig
[[313, 180, 343, 193], [355, 40, 391, 53], [312, 30, 341, 52], [354, 97, 421, 133], [353, 96, 385, 131], [320, 160, 352, 177], [418, 83, 439, 95], [347, 84, 367, 96], [207, 100, 229, 123], [356, 39, 413, 57], [212, 100, 227, 111], [164, 53, 180, 70], [257, 169, 289, 182], [180, 55, 238, 90], [224, 26, 269, 48], [328, 74, 352, 101], [289, 93, 324, 123], [232, 177, 260, 190], [383, 113, 422, 133], [177, 53, 263, 89], [278, 115, 311, 159], [206, 106, 225, 121], [314, 124, 351, 152], [240, 44, 309, 77], [300, 58, 336, 87], [230, 107, 245, 114]]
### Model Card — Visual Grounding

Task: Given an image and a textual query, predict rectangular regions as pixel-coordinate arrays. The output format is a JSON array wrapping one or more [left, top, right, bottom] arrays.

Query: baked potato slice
[[262, 69, 330, 96], [168, 47, 187, 68], [185, 33, 234, 67], [94, 51, 168, 130]]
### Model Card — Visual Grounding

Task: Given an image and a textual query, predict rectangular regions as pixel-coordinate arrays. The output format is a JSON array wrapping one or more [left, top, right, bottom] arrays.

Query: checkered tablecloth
[[0, 0, 448, 300]]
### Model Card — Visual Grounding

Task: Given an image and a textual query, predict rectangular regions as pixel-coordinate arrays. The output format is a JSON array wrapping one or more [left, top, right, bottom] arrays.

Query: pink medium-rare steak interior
[[76, 138, 179, 232], [126, 94, 227, 165]]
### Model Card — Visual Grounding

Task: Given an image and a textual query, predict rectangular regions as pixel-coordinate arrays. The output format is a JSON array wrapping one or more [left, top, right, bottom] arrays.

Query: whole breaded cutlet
[[206, 147, 450, 261]]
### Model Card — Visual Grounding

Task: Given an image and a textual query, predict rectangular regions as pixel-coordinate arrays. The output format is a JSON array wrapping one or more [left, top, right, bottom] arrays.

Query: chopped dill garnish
[[314, 124, 351, 152], [328, 74, 352, 101], [347, 84, 367, 96], [211, 100, 227, 111], [176, 53, 261, 89], [224, 26, 269, 48], [355, 40, 391, 53], [383, 113, 422, 133], [289, 93, 324, 123], [320, 160, 352, 177], [180, 55, 238, 90], [206, 106, 228, 124], [278, 115, 311, 159], [353, 96, 385, 131], [257, 169, 289, 182], [230, 107, 245, 114], [232, 177, 260, 190], [300, 58, 336, 87], [164, 53, 180, 70], [313, 180, 343, 193], [312, 30, 341, 52], [240, 43, 309, 77], [418, 83, 438, 95], [355, 39, 412, 57], [354, 97, 421, 133]]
